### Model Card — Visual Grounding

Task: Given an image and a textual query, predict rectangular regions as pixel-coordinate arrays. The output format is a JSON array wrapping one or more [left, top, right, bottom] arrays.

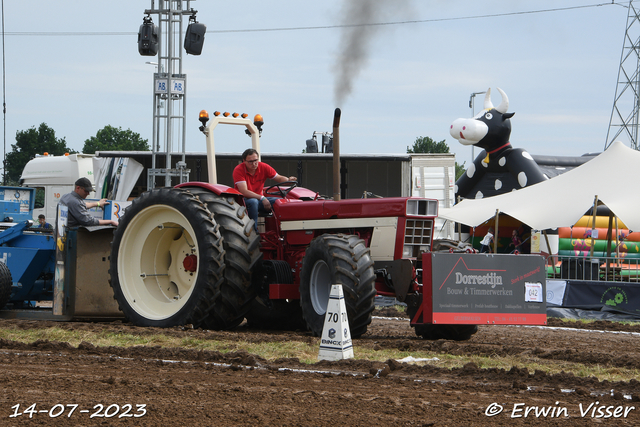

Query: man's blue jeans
[[244, 197, 278, 233]]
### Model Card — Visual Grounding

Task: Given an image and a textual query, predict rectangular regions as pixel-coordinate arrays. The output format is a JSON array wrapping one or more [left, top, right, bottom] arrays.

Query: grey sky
[[2, 1, 630, 166]]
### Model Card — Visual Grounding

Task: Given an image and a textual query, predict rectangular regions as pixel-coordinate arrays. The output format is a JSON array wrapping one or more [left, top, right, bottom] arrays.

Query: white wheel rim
[[309, 259, 331, 315], [118, 204, 199, 320]]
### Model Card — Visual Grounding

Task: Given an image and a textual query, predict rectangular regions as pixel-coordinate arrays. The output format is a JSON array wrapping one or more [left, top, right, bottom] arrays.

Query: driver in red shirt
[[233, 148, 297, 232]]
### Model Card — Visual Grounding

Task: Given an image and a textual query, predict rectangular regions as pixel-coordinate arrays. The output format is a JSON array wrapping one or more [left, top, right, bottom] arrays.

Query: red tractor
[[109, 110, 546, 341]]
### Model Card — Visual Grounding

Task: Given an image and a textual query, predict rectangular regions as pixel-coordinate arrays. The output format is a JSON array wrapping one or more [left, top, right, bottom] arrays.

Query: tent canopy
[[439, 141, 640, 231]]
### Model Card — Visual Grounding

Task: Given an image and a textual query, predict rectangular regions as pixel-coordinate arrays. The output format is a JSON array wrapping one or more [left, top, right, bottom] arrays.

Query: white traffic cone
[[318, 284, 354, 361]]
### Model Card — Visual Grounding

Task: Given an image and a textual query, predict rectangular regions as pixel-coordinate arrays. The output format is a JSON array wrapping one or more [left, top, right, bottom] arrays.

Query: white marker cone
[[318, 284, 354, 361]]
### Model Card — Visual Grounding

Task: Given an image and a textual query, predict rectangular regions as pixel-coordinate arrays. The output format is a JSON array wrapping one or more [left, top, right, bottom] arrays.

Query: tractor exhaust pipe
[[332, 108, 341, 201]]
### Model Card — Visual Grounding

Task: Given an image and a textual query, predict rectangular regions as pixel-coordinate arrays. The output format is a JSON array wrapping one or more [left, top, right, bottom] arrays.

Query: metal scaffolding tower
[[144, 0, 195, 189], [605, 1, 640, 150]]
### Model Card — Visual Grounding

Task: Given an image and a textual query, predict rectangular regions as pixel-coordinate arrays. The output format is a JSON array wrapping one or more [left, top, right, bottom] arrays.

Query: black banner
[[563, 281, 640, 315]]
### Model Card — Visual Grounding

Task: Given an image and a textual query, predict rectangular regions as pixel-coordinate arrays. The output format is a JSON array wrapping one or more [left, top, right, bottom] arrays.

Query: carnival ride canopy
[[439, 141, 640, 231]]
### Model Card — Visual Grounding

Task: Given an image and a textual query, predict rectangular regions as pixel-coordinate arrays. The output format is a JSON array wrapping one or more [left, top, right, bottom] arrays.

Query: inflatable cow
[[450, 88, 548, 200]]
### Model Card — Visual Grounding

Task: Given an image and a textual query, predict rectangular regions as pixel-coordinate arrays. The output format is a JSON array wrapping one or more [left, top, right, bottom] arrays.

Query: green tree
[[83, 125, 150, 154], [5, 123, 76, 184], [407, 136, 450, 154], [407, 136, 466, 180]]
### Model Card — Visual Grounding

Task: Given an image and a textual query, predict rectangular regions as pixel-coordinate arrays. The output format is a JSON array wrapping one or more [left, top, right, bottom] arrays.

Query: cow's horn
[[496, 87, 509, 113], [483, 88, 493, 110]]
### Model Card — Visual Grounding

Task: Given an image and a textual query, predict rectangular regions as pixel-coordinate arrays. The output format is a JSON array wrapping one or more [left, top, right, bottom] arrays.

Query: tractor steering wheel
[[264, 181, 298, 198]]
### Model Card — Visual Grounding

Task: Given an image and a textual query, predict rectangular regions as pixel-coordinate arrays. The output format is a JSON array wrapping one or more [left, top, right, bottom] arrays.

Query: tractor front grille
[[404, 218, 433, 253]]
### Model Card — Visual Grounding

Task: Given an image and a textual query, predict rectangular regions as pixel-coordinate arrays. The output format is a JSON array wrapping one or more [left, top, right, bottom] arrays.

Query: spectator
[[509, 229, 523, 253], [37, 214, 52, 230], [480, 227, 494, 253], [59, 177, 118, 227]]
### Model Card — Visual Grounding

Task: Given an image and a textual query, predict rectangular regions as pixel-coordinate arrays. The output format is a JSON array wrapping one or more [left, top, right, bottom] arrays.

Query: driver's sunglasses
[[245, 159, 259, 164]]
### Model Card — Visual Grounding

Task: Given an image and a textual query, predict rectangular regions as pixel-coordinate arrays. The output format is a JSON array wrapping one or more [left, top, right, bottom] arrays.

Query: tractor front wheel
[[299, 234, 376, 338], [109, 188, 225, 327]]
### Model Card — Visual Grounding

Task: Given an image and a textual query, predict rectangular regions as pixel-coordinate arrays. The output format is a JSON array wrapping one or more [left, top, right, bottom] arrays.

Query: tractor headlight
[[406, 199, 438, 216]]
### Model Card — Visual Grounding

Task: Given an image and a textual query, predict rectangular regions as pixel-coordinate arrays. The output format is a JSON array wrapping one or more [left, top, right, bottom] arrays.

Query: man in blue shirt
[[37, 214, 52, 230]]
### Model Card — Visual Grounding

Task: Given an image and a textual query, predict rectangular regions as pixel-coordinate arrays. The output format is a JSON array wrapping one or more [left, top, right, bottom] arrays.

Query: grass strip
[[0, 326, 637, 382]]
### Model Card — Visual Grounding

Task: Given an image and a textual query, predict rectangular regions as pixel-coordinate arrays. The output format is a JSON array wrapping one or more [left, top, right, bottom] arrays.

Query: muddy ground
[[1, 312, 639, 426]]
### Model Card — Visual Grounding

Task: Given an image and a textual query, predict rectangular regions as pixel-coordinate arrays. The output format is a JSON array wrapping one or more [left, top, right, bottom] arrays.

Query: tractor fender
[[176, 182, 244, 202]]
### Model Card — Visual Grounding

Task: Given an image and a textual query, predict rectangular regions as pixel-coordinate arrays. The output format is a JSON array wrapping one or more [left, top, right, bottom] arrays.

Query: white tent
[[439, 141, 640, 231]]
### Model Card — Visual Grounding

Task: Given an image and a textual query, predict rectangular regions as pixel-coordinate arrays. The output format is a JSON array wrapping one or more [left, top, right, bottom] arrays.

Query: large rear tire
[[0, 261, 12, 309], [185, 188, 262, 330], [109, 188, 225, 327], [299, 234, 376, 338]]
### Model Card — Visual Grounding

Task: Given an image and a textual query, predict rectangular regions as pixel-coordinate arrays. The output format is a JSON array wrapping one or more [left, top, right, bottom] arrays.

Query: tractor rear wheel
[[185, 188, 262, 330], [299, 234, 376, 338], [0, 261, 12, 309], [109, 187, 225, 327], [413, 324, 478, 341]]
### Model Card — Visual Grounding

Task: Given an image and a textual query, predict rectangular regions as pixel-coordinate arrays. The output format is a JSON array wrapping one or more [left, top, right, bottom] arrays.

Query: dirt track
[[1, 314, 639, 426]]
